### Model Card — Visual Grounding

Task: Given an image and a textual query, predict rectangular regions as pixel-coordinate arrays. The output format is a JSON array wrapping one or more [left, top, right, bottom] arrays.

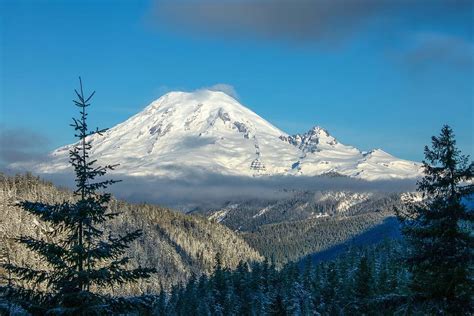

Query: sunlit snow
[[35, 90, 422, 180]]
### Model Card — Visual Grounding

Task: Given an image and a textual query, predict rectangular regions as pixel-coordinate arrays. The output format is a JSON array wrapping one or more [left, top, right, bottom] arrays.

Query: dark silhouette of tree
[[269, 294, 286, 316], [353, 255, 373, 314], [2, 78, 155, 314], [398, 125, 473, 314]]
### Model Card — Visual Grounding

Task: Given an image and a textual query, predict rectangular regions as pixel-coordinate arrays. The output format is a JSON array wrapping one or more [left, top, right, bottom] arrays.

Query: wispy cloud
[[153, 0, 472, 46], [0, 127, 49, 168], [154, 0, 384, 45], [399, 32, 474, 70], [204, 83, 238, 99], [152, 83, 239, 99]]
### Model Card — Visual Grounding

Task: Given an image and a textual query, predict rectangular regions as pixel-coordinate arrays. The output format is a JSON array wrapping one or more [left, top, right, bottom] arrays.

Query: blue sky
[[1, 0, 473, 164]]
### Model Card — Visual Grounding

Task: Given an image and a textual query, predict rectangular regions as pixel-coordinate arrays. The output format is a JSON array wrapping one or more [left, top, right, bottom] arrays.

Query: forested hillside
[[0, 173, 262, 295], [201, 190, 404, 231], [243, 211, 399, 265], [150, 239, 411, 315], [198, 190, 405, 265]]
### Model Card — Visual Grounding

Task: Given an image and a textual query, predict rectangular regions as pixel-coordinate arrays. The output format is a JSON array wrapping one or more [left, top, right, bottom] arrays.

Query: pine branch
[[2, 264, 50, 285], [16, 201, 77, 226], [16, 237, 68, 269], [87, 230, 143, 262], [87, 262, 156, 287]]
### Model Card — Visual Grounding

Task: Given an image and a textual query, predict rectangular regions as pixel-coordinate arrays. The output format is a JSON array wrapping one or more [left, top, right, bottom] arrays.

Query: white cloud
[[205, 83, 239, 99]]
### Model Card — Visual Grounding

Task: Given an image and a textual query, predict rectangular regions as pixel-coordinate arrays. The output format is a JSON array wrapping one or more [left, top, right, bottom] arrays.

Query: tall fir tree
[[353, 255, 373, 314], [212, 252, 227, 314], [397, 125, 473, 314], [2, 78, 155, 315]]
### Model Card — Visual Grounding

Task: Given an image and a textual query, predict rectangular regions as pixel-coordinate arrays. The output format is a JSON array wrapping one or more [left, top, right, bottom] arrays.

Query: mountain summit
[[37, 90, 421, 180]]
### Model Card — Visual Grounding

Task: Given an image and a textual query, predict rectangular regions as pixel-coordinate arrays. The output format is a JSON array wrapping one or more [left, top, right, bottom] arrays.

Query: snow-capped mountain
[[35, 90, 422, 180]]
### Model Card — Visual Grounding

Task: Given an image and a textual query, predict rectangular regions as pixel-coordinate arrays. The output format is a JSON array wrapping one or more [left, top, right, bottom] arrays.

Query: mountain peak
[[280, 125, 339, 154], [309, 126, 329, 136], [35, 91, 422, 181], [135, 90, 269, 131], [363, 149, 393, 159]]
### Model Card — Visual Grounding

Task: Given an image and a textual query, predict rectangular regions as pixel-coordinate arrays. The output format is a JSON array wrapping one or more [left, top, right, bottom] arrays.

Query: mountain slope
[[33, 90, 422, 180], [196, 189, 406, 265], [0, 173, 263, 295], [201, 190, 404, 231], [242, 211, 398, 266]]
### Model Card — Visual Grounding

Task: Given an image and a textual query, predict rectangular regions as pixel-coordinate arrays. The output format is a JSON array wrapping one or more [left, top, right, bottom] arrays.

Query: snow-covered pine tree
[[2, 78, 155, 314], [398, 125, 473, 314]]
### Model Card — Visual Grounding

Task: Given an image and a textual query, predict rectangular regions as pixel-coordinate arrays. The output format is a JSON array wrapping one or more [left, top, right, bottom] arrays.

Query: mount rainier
[[35, 90, 422, 180]]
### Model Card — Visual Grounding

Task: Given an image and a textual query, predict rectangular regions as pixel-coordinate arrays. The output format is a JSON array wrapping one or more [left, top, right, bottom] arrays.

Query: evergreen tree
[[353, 255, 373, 314], [269, 293, 286, 316], [376, 260, 389, 296], [286, 280, 313, 316], [321, 261, 338, 313], [397, 125, 473, 314], [152, 287, 167, 316], [212, 252, 228, 314], [165, 285, 180, 316], [309, 263, 322, 311], [181, 274, 199, 315], [2, 78, 155, 314], [233, 261, 252, 315], [196, 274, 212, 316]]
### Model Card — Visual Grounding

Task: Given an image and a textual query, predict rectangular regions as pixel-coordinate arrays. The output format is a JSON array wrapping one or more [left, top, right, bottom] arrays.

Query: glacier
[[32, 90, 423, 181]]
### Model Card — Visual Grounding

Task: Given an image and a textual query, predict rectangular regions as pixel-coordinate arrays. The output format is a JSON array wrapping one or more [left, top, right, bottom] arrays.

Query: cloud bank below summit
[[0, 127, 50, 168], [39, 170, 417, 209]]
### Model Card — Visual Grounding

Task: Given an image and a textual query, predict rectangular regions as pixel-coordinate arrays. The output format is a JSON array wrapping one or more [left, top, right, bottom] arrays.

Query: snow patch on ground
[[253, 205, 273, 218], [401, 192, 423, 203], [209, 210, 229, 223], [310, 212, 329, 219], [316, 191, 372, 211]]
